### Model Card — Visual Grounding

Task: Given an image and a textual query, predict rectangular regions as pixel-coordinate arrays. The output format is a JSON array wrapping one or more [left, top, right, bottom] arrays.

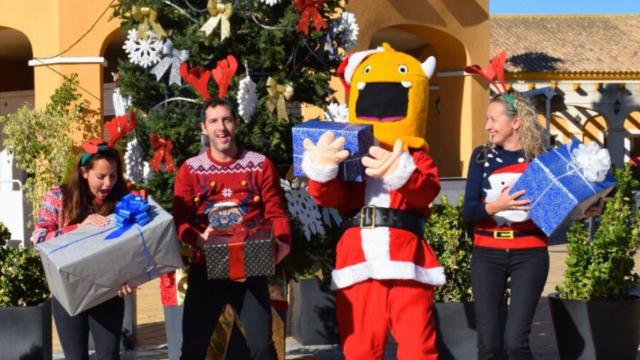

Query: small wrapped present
[[204, 222, 275, 280], [37, 195, 183, 316], [292, 120, 374, 182], [510, 140, 616, 237]]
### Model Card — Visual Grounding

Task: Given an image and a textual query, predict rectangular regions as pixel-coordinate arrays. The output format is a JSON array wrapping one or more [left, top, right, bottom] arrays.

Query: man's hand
[[583, 197, 605, 219], [303, 131, 350, 167], [361, 139, 404, 178], [196, 227, 214, 249]]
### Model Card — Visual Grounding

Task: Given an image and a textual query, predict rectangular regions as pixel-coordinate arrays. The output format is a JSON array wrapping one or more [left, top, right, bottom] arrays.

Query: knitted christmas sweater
[[172, 148, 291, 266], [463, 146, 547, 249]]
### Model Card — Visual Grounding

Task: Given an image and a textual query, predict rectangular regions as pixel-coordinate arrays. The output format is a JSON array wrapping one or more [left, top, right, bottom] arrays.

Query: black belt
[[475, 229, 546, 239], [343, 206, 425, 236]]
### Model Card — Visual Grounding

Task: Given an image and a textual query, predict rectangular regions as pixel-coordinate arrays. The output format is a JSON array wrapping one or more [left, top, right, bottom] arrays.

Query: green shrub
[[0, 246, 49, 307], [0, 223, 9, 247], [556, 164, 640, 300], [425, 195, 474, 302]]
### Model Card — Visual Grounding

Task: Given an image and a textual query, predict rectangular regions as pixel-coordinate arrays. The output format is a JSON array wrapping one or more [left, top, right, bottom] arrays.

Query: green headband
[[504, 94, 518, 114], [80, 144, 109, 166]]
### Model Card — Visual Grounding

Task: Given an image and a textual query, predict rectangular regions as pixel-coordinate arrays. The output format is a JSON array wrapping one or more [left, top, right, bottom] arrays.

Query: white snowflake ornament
[[327, 12, 359, 60], [123, 29, 163, 68], [281, 178, 325, 241], [124, 138, 146, 184], [324, 102, 349, 123], [259, 0, 281, 5], [237, 74, 257, 123]]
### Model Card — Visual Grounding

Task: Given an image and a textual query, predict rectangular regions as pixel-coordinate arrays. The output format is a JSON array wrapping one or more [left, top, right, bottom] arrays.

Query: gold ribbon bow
[[131, 6, 167, 39], [200, 0, 233, 41], [265, 77, 294, 122]]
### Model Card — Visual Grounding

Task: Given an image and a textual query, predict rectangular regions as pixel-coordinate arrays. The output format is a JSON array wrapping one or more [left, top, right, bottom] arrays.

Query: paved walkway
[[51, 244, 640, 359]]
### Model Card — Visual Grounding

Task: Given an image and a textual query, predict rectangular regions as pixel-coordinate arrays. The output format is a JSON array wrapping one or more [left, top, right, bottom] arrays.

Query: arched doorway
[[101, 28, 127, 119]]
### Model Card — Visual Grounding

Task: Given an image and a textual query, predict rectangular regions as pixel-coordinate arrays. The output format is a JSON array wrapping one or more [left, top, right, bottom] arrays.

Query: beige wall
[[0, 0, 120, 142]]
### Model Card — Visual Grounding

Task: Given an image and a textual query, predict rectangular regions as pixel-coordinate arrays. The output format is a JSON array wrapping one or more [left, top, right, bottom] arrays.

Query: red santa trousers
[[335, 278, 438, 360]]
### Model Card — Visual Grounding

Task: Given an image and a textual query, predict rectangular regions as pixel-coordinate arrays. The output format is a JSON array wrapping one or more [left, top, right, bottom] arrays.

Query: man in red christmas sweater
[[173, 98, 291, 360], [301, 44, 445, 359]]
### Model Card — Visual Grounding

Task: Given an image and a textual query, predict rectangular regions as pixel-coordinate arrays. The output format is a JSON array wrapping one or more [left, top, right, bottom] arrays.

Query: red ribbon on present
[[180, 62, 211, 100], [294, 0, 327, 35], [209, 222, 273, 280], [149, 133, 176, 173], [105, 111, 137, 147], [211, 55, 238, 99]]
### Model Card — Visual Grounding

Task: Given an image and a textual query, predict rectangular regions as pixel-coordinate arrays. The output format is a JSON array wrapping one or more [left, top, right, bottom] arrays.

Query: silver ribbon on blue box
[[292, 120, 373, 182], [510, 140, 616, 237]]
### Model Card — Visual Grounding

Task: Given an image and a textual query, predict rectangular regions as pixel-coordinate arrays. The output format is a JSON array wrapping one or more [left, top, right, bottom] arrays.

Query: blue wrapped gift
[[510, 140, 616, 237], [292, 120, 374, 182]]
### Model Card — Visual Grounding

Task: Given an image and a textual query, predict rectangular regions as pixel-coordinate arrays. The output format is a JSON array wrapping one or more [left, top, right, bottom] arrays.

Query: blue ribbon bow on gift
[[105, 194, 152, 240]]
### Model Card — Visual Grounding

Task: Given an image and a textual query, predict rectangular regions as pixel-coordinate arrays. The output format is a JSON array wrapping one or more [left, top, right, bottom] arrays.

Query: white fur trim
[[361, 227, 390, 261], [343, 47, 384, 85], [383, 152, 416, 190], [331, 260, 446, 289], [364, 177, 391, 207], [301, 151, 338, 183]]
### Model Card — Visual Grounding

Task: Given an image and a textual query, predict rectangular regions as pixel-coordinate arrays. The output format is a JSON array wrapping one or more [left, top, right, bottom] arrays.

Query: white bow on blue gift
[[570, 141, 611, 183]]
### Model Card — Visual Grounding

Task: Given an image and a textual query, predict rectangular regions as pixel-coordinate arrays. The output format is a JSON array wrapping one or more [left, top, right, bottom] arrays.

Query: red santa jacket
[[303, 149, 445, 290]]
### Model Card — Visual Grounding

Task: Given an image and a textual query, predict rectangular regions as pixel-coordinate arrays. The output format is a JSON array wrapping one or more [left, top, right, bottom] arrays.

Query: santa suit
[[302, 148, 445, 360]]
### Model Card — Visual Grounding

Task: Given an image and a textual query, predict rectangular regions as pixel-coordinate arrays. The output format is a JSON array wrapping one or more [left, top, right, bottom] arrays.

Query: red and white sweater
[[172, 149, 291, 266], [303, 149, 445, 290]]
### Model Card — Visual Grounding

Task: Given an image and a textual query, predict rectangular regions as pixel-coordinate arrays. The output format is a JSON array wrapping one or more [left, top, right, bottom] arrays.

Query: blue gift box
[[292, 120, 374, 182], [510, 140, 616, 237]]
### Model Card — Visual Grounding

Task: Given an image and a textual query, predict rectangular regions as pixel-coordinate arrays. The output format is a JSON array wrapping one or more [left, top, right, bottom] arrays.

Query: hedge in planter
[[424, 196, 476, 360], [0, 223, 52, 360], [551, 164, 640, 360]]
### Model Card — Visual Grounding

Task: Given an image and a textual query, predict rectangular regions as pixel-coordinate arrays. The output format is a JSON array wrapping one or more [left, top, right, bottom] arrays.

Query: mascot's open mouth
[[355, 82, 409, 122]]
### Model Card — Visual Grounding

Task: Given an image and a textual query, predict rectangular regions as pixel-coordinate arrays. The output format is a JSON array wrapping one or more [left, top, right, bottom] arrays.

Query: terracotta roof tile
[[490, 15, 640, 73]]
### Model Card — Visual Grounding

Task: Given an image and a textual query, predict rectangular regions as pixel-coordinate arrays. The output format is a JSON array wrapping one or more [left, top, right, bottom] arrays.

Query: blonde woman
[[463, 92, 603, 359]]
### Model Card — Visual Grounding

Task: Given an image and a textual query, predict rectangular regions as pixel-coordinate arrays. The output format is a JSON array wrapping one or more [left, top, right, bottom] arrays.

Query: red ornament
[[149, 133, 176, 173], [294, 0, 327, 35], [105, 111, 137, 147], [180, 63, 211, 100], [211, 55, 238, 99]]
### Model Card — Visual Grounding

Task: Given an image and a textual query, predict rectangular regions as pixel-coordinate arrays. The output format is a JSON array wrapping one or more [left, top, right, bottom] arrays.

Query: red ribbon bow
[[82, 139, 107, 154], [105, 111, 137, 147], [149, 133, 176, 173], [294, 0, 327, 35], [464, 51, 507, 93], [211, 55, 238, 99], [180, 63, 212, 100]]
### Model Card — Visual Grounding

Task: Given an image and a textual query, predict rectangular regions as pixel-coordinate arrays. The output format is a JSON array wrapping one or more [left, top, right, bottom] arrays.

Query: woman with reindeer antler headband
[[462, 53, 603, 359], [31, 140, 131, 359]]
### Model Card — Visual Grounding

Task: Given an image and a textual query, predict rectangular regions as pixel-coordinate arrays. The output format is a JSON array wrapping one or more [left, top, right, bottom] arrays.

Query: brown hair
[[61, 147, 128, 225]]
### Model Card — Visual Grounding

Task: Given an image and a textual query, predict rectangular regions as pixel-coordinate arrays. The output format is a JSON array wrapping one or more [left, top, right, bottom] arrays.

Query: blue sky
[[490, 0, 640, 14]]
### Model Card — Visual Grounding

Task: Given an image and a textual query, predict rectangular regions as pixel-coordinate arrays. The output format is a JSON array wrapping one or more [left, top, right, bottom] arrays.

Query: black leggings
[[180, 266, 276, 360], [52, 296, 124, 360], [471, 246, 549, 360]]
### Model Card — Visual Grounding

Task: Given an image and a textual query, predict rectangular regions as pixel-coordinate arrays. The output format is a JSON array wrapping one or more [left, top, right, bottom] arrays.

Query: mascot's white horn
[[421, 56, 436, 79]]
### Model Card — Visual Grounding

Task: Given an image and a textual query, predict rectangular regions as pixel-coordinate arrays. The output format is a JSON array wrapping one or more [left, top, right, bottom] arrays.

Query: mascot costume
[[301, 43, 445, 359]]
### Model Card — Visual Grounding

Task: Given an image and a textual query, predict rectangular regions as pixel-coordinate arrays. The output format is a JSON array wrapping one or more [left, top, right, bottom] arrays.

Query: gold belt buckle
[[494, 230, 514, 239], [360, 205, 376, 229]]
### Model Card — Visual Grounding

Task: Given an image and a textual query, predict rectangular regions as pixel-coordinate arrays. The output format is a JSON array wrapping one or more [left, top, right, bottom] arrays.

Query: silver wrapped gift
[[37, 197, 183, 316], [204, 222, 275, 280]]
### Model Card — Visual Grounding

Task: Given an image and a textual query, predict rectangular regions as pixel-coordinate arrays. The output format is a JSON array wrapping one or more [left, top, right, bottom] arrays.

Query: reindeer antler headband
[[465, 51, 517, 113]]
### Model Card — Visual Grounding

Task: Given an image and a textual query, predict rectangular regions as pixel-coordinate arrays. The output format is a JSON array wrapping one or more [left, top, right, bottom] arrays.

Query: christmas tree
[[111, 0, 359, 210]]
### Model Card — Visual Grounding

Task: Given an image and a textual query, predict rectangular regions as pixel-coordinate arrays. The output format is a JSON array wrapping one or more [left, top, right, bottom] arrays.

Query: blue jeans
[[471, 246, 549, 360]]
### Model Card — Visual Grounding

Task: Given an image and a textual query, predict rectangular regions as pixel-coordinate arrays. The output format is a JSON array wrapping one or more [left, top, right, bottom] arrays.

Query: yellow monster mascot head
[[339, 43, 436, 151]]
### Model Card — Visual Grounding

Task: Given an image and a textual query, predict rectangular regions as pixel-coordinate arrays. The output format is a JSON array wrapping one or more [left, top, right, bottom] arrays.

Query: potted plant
[[0, 222, 52, 359], [550, 164, 640, 359], [425, 195, 476, 360]]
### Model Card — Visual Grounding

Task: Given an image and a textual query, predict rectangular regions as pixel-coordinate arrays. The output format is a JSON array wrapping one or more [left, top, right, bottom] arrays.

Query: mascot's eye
[[398, 65, 408, 73], [363, 65, 372, 74]]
